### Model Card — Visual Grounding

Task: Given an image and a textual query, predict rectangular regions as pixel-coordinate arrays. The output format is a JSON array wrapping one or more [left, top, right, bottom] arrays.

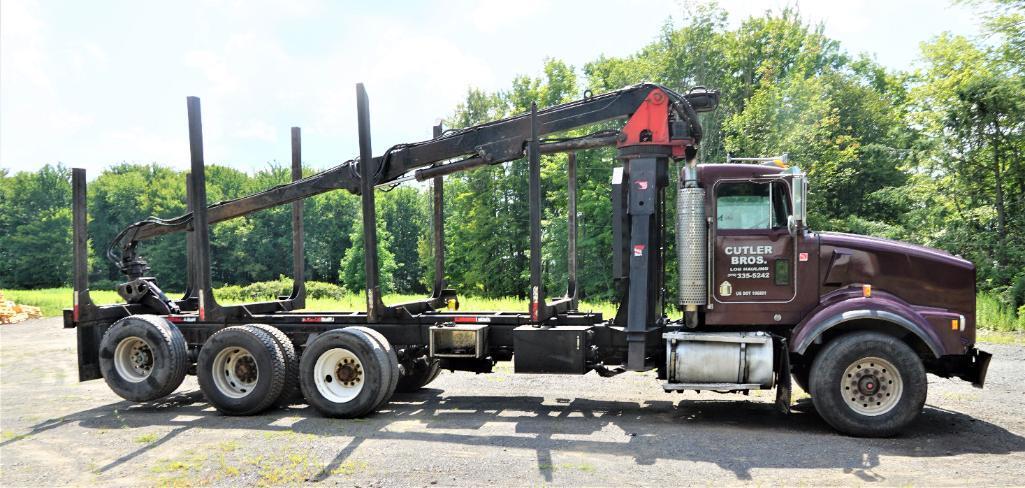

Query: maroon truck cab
[[696, 163, 990, 389]]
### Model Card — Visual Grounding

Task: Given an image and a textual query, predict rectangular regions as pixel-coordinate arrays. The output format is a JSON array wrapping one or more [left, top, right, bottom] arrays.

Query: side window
[[716, 181, 791, 230], [771, 181, 791, 228]]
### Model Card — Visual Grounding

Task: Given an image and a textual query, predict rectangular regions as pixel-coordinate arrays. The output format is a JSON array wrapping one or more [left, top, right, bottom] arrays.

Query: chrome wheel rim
[[212, 347, 259, 398], [113, 336, 153, 383], [314, 348, 364, 403], [841, 356, 902, 416]]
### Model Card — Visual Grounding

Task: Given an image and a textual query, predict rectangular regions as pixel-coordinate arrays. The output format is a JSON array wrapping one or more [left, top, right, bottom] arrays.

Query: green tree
[[339, 217, 397, 294], [378, 187, 428, 293], [908, 28, 1025, 294], [0, 165, 72, 288]]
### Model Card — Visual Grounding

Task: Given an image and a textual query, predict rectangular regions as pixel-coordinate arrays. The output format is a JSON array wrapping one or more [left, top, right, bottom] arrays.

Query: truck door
[[711, 178, 796, 306]]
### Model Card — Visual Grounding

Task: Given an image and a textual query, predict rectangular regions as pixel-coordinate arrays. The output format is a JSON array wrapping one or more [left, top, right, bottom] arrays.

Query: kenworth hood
[[817, 232, 975, 314]]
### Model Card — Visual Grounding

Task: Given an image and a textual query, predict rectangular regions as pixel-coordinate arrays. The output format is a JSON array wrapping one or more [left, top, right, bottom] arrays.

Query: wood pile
[[0, 292, 42, 324]]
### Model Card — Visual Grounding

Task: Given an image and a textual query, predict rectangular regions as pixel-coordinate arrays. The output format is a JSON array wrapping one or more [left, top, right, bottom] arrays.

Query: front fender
[[790, 291, 945, 358]]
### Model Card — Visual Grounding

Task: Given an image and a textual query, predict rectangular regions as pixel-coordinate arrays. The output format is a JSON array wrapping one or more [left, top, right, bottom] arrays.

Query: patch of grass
[[977, 329, 1025, 345], [539, 462, 596, 473], [1, 287, 618, 318], [111, 409, 129, 429], [151, 450, 208, 474], [134, 432, 159, 444], [330, 459, 368, 476], [259, 430, 314, 441], [152, 460, 195, 473], [1, 288, 122, 317], [150, 449, 210, 487], [217, 440, 240, 452], [218, 454, 240, 477], [255, 452, 321, 486], [977, 291, 1024, 332], [1, 430, 29, 442]]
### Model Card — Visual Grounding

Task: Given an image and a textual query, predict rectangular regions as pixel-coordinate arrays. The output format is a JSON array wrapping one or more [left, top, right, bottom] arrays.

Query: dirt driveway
[[2, 318, 1024, 486]]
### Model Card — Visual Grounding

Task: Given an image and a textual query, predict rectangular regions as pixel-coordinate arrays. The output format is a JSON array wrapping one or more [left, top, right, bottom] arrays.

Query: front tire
[[99, 315, 189, 402], [791, 361, 811, 394], [809, 332, 927, 437]]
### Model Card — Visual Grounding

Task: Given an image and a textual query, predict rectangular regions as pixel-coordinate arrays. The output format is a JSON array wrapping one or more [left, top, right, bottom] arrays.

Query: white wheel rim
[[314, 348, 364, 403], [841, 356, 903, 416], [113, 336, 154, 383], [211, 347, 259, 399]]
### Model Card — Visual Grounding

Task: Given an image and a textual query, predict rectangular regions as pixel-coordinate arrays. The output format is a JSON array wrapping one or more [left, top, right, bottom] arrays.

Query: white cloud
[[233, 120, 278, 142], [464, 0, 545, 33], [183, 50, 241, 97], [0, 0, 96, 169], [100, 127, 188, 167]]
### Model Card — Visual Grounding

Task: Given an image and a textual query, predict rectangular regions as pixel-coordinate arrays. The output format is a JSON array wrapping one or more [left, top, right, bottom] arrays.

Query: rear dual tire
[[197, 326, 287, 416], [99, 315, 190, 402], [299, 328, 399, 418], [246, 323, 301, 406], [396, 357, 441, 393]]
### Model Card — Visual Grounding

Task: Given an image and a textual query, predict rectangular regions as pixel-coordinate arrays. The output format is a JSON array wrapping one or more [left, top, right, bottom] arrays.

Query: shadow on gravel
[[4, 389, 1023, 482]]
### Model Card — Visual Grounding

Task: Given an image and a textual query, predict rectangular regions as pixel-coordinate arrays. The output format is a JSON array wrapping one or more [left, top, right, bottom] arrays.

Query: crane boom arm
[[117, 82, 717, 248]]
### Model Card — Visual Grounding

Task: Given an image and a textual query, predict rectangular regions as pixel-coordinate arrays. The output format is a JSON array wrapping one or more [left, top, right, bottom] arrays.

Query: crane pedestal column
[[620, 150, 669, 371]]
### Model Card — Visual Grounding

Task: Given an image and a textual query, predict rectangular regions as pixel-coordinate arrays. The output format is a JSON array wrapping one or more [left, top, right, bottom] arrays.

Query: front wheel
[[791, 361, 811, 394], [809, 331, 927, 437]]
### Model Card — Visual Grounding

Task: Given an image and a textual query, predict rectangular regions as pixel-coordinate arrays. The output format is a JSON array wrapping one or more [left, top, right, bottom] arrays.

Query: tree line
[[2, 2, 1023, 315]]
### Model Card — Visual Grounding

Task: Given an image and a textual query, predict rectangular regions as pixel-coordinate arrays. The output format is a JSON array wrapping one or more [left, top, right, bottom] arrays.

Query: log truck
[[65, 82, 991, 437]]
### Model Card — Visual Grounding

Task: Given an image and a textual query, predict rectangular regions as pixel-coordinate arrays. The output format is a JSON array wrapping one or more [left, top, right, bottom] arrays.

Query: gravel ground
[[2, 318, 1024, 486]]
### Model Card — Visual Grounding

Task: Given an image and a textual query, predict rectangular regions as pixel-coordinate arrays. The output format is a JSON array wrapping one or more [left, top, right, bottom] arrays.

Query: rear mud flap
[[775, 337, 791, 413], [77, 322, 104, 381]]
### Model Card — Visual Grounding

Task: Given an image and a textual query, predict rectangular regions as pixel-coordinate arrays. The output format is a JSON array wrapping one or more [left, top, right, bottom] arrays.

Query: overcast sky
[[1, 0, 983, 176]]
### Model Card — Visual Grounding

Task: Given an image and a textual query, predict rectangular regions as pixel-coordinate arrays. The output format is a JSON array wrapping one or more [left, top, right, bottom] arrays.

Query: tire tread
[[344, 326, 399, 410], [99, 314, 189, 402], [809, 331, 927, 437], [246, 323, 300, 407], [198, 325, 286, 416]]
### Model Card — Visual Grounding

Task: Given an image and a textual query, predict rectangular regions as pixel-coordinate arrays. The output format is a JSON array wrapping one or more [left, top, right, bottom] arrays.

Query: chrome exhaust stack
[[676, 163, 706, 328]]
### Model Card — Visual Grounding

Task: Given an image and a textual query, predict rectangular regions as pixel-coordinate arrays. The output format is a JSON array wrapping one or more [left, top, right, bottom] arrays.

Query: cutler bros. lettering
[[725, 245, 773, 265]]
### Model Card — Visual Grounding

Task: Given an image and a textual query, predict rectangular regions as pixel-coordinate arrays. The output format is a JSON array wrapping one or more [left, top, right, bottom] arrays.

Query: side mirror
[[790, 172, 807, 230]]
